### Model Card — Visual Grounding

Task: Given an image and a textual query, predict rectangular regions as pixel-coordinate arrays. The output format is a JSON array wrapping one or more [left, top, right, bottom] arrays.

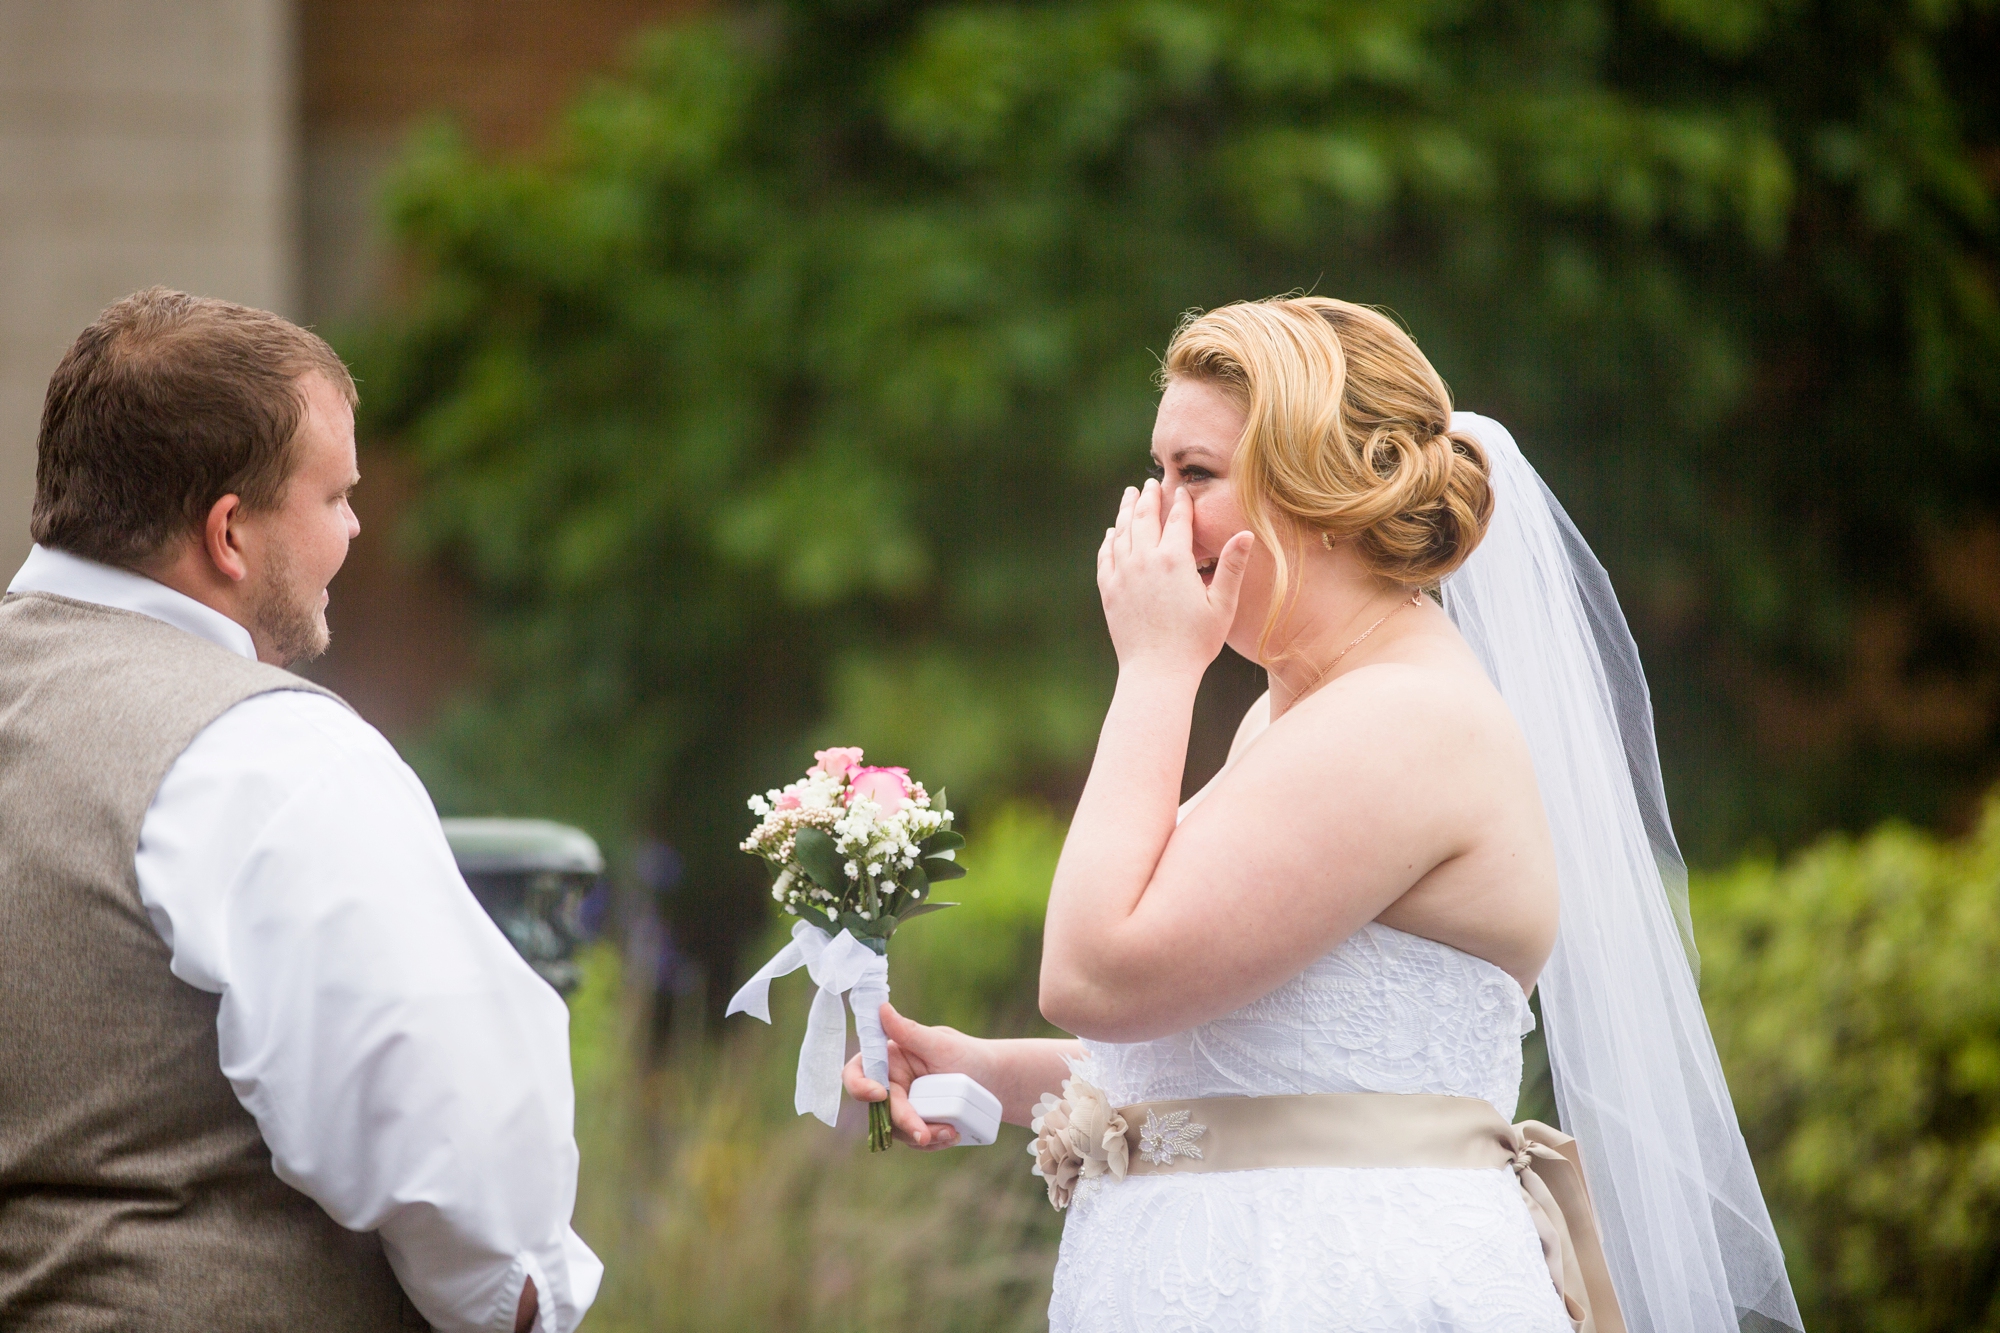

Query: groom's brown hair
[[31, 287, 357, 569]]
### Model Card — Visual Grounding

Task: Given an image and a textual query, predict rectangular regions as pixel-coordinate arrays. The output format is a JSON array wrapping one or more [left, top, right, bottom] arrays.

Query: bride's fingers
[[886, 1081, 928, 1143], [879, 1002, 950, 1063], [1113, 486, 1138, 555], [1162, 485, 1194, 556], [875, 1007, 952, 1148], [844, 1037, 922, 1100], [1206, 530, 1256, 621], [887, 1081, 957, 1149], [1132, 478, 1163, 547], [842, 1052, 884, 1103], [883, 1037, 921, 1087]]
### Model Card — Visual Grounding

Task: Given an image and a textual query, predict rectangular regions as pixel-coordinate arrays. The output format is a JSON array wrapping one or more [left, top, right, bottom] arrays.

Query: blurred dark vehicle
[[443, 817, 604, 993]]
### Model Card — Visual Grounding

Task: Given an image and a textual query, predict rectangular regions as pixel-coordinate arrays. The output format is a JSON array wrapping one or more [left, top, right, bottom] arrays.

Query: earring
[[1320, 531, 1334, 551]]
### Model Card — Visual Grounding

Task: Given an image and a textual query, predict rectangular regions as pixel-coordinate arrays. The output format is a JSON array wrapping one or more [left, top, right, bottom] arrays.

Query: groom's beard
[[248, 543, 331, 667]]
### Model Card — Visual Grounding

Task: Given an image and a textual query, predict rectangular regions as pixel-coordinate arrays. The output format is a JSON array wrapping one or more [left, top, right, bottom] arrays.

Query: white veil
[[1441, 413, 1802, 1333]]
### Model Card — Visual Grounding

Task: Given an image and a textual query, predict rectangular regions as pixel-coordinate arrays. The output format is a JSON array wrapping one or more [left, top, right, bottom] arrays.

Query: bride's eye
[[1181, 466, 1212, 484], [1145, 461, 1165, 483]]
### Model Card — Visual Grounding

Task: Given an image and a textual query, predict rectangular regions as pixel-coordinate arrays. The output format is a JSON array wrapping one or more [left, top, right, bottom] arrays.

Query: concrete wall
[[0, 0, 297, 573], [297, 0, 700, 324]]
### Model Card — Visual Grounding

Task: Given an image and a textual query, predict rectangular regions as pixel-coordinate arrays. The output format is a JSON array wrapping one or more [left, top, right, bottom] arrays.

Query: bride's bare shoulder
[[1289, 656, 1518, 757]]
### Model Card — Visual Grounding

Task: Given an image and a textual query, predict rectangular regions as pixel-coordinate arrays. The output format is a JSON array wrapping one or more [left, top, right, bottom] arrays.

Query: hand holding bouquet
[[725, 747, 965, 1151]]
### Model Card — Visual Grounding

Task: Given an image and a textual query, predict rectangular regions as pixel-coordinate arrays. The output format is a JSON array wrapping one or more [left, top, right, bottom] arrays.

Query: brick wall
[[299, 0, 701, 322], [298, 0, 703, 732], [303, 0, 698, 147]]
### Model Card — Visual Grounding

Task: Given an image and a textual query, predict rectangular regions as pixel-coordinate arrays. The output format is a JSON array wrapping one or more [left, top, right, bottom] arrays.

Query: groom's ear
[[200, 493, 250, 584], [136, 489, 262, 607]]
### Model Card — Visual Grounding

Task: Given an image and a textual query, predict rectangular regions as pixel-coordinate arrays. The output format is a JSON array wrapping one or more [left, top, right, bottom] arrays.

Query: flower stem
[[868, 1098, 892, 1153]]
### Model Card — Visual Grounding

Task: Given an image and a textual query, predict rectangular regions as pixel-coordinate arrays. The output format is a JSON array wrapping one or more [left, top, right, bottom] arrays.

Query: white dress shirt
[[8, 545, 603, 1333]]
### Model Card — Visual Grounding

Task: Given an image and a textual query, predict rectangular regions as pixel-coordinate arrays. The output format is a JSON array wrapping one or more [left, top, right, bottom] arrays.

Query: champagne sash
[[1036, 1086, 1624, 1333]]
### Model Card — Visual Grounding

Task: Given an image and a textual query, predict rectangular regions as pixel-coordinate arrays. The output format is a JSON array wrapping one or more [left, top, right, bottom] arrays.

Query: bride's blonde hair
[[1161, 296, 1494, 647]]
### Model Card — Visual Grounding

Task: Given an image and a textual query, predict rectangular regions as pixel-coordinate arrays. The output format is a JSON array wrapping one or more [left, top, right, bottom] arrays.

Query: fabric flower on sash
[[1028, 1067, 1130, 1209]]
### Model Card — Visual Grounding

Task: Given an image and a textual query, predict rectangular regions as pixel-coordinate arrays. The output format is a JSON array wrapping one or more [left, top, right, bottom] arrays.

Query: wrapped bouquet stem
[[724, 748, 964, 1151]]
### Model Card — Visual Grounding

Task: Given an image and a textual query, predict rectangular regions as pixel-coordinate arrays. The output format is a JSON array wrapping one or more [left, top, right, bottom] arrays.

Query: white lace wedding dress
[[1047, 917, 1571, 1333]]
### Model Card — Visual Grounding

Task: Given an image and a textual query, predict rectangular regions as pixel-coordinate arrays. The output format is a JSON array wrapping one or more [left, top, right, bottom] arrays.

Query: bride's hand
[[1099, 479, 1254, 677], [841, 1003, 981, 1150]]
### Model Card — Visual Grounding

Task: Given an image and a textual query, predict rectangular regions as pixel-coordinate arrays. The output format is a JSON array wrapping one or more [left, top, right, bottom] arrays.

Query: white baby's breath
[[740, 751, 955, 926]]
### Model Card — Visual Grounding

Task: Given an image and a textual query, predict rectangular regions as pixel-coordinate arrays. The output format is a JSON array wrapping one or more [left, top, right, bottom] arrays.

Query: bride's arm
[[1040, 481, 1473, 1042], [1038, 479, 1254, 1035], [841, 1005, 1080, 1146]]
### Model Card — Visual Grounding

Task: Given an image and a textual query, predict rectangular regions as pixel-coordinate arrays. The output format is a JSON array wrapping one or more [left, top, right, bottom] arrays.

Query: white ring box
[[907, 1073, 1002, 1147]]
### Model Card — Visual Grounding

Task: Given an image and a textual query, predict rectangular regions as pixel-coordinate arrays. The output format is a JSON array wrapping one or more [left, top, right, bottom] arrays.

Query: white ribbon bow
[[725, 920, 891, 1127]]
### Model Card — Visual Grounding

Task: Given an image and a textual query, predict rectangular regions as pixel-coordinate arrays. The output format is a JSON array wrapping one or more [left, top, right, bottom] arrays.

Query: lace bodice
[[1079, 922, 1534, 1118], [1051, 926, 1562, 1333]]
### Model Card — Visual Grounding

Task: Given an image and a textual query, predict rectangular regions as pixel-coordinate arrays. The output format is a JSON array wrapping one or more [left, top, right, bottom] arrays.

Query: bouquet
[[724, 747, 965, 1151]]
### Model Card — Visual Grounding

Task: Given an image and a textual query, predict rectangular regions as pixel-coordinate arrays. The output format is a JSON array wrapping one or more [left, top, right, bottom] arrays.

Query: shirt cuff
[[506, 1230, 602, 1333]]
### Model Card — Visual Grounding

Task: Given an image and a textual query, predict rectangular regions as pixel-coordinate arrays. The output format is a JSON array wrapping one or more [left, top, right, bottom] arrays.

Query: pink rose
[[811, 746, 866, 779], [846, 766, 912, 815], [775, 792, 802, 811]]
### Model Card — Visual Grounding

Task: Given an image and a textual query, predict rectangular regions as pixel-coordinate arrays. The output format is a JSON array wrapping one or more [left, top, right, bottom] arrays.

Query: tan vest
[[0, 591, 428, 1331]]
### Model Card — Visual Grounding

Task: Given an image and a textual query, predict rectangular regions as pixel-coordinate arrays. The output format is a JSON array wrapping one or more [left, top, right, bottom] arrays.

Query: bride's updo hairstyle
[[1161, 296, 1494, 643]]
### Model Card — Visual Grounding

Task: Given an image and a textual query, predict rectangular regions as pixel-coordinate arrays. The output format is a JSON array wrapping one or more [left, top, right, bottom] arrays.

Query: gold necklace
[[1294, 589, 1425, 701]]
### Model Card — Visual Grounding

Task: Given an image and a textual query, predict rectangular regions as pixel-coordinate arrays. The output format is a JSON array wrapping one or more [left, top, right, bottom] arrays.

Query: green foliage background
[[354, 0, 2000, 975], [343, 6, 2000, 1323]]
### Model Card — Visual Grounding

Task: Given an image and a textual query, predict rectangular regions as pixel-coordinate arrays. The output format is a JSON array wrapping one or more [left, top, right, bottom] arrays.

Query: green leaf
[[923, 857, 967, 882], [791, 826, 846, 893], [837, 911, 891, 951], [792, 900, 835, 932], [921, 830, 966, 855], [900, 862, 930, 900], [894, 901, 959, 922]]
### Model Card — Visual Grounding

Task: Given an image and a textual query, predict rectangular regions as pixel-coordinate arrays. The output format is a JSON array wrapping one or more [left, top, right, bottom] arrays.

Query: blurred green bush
[[1696, 794, 2000, 1331], [881, 803, 1066, 1034]]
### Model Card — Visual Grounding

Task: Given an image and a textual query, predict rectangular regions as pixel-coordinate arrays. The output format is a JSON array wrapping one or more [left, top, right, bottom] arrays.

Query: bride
[[843, 297, 1801, 1333]]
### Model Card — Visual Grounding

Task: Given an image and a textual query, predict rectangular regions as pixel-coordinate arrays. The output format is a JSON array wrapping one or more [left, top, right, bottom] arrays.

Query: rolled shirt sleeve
[[135, 690, 603, 1333]]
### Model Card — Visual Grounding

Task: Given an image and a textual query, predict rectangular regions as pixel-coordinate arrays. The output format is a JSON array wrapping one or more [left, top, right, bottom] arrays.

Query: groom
[[0, 289, 601, 1332]]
